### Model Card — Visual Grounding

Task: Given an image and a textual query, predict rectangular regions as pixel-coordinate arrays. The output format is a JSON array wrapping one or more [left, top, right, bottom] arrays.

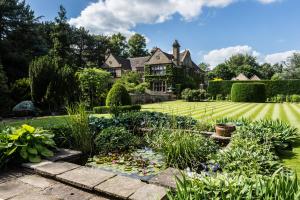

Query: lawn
[[142, 100, 300, 175]]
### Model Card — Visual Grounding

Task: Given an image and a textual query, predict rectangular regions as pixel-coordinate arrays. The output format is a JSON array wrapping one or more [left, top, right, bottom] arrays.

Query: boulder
[[12, 101, 37, 117]]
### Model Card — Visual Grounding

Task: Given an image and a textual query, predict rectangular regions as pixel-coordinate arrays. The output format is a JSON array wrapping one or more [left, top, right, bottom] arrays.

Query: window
[[150, 65, 166, 75], [152, 81, 167, 92], [108, 68, 117, 78]]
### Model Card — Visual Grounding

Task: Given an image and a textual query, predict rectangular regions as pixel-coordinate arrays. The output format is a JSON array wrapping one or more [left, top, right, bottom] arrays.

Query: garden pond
[[86, 147, 166, 181]]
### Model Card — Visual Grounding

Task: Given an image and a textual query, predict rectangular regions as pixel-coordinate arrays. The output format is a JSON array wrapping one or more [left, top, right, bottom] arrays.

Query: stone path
[[1, 149, 180, 200]]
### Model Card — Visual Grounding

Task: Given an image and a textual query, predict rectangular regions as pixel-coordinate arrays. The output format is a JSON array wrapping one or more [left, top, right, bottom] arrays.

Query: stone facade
[[102, 40, 205, 93]]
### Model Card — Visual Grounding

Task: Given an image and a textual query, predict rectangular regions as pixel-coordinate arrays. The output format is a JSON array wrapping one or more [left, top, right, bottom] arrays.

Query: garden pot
[[215, 123, 236, 137]]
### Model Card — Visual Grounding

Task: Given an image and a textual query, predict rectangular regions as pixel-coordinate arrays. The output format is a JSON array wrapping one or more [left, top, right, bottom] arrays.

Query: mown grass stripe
[[253, 104, 272, 120], [245, 103, 266, 120], [186, 103, 233, 118], [226, 103, 256, 119], [285, 104, 300, 128], [205, 103, 248, 120], [278, 104, 289, 122], [272, 103, 280, 120]]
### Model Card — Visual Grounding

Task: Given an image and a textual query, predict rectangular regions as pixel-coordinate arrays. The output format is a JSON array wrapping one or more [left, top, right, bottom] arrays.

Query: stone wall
[[130, 93, 175, 104]]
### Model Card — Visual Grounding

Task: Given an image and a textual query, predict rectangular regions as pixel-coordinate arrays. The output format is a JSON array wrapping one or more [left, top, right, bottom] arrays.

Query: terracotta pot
[[215, 123, 236, 137]]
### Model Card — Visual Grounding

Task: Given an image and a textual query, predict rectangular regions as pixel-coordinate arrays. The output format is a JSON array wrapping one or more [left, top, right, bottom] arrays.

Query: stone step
[[48, 148, 82, 162], [23, 161, 167, 200], [148, 167, 182, 190]]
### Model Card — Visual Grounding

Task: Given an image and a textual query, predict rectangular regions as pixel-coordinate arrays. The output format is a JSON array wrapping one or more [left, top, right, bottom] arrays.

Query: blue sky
[[25, 0, 300, 66]]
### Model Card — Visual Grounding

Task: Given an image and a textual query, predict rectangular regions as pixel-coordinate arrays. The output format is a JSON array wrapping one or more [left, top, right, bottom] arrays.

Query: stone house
[[232, 73, 261, 81], [102, 40, 205, 93]]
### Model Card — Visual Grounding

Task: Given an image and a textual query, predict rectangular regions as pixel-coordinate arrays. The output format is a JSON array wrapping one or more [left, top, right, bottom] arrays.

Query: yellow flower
[[22, 124, 35, 133]]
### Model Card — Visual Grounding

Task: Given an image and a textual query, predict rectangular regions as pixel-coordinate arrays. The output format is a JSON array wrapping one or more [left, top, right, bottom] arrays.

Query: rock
[[12, 101, 37, 117]]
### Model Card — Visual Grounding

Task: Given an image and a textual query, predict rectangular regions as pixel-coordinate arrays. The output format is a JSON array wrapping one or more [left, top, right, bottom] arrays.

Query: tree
[[77, 68, 112, 108], [109, 33, 128, 58], [117, 71, 148, 93], [92, 35, 111, 67], [259, 63, 275, 80], [198, 63, 210, 71], [0, 0, 45, 83], [0, 60, 13, 115], [209, 64, 235, 80], [128, 33, 149, 57], [278, 53, 300, 79]]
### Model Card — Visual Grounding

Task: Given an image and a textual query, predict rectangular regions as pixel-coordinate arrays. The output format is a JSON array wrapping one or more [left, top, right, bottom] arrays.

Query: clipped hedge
[[231, 83, 266, 102], [208, 80, 300, 98], [93, 105, 141, 114], [106, 83, 131, 106]]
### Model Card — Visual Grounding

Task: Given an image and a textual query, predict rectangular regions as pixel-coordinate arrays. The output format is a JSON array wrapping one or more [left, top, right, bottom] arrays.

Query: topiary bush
[[231, 83, 266, 102], [106, 83, 131, 106]]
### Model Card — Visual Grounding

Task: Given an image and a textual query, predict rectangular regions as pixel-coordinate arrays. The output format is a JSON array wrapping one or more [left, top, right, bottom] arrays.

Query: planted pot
[[215, 123, 236, 137]]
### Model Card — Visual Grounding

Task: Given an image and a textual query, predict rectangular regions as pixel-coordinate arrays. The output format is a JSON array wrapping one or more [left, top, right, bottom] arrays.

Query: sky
[[25, 0, 300, 67]]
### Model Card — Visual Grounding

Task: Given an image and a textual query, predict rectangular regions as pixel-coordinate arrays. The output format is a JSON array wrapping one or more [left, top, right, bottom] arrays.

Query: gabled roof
[[114, 55, 131, 70], [129, 56, 150, 70], [233, 73, 249, 81], [250, 75, 261, 80]]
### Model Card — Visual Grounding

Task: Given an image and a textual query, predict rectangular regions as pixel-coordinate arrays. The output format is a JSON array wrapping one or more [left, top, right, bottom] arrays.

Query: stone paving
[[1, 149, 178, 200]]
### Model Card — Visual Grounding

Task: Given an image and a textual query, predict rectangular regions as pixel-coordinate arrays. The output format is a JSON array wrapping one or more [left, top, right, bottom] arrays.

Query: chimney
[[173, 40, 180, 66]]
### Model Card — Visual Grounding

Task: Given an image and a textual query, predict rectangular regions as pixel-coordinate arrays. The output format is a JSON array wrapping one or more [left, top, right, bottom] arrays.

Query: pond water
[[86, 147, 166, 181]]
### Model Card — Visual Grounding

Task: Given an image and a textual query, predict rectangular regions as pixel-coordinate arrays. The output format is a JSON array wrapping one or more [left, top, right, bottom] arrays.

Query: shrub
[[291, 94, 300, 103], [168, 170, 300, 200], [149, 129, 218, 170], [0, 124, 56, 168], [231, 83, 266, 102], [181, 88, 207, 102], [106, 83, 131, 106], [208, 80, 300, 99], [236, 119, 299, 151], [93, 105, 141, 114], [89, 111, 198, 133], [94, 126, 140, 154], [66, 103, 92, 154], [10, 78, 31, 103], [76, 68, 112, 108], [212, 136, 282, 176]]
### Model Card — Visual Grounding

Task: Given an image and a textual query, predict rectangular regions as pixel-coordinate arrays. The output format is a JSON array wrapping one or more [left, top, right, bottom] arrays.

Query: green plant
[[168, 169, 300, 200], [212, 136, 282, 176], [231, 83, 266, 102], [94, 126, 140, 154], [106, 83, 131, 106], [66, 103, 92, 154], [76, 68, 112, 108], [93, 105, 141, 114], [149, 129, 218, 170], [237, 119, 299, 151], [181, 88, 207, 102], [208, 80, 300, 99], [291, 94, 300, 103], [10, 78, 31, 103], [0, 124, 56, 168]]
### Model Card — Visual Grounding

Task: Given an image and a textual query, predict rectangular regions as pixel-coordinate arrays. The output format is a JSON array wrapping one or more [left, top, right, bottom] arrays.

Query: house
[[102, 40, 205, 93], [232, 73, 261, 81]]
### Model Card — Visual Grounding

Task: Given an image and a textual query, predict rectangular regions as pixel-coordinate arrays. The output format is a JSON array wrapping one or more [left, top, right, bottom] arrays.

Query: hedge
[[106, 83, 131, 106], [231, 83, 266, 102], [208, 80, 300, 98], [93, 105, 141, 114]]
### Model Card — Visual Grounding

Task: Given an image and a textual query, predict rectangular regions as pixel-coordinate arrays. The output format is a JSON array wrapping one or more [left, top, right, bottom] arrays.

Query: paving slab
[[129, 184, 167, 200], [42, 182, 96, 200], [9, 192, 58, 200], [22, 160, 53, 170], [95, 175, 146, 199], [0, 180, 38, 200], [47, 148, 82, 162], [148, 168, 182, 189], [35, 161, 80, 177], [18, 174, 57, 189], [56, 167, 116, 190]]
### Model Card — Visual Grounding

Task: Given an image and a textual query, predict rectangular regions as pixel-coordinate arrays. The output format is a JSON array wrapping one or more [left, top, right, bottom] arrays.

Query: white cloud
[[203, 46, 299, 67], [203, 45, 260, 67], [264, 50, 300, 65], [257, 0, 280, 4], [69, 0, 277, 36]]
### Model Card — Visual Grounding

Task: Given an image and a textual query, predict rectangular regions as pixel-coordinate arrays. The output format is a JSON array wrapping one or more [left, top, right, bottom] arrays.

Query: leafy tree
[[259, 63, 275, 80], [77, 68, 112, 108], [92, 35, 111, 67], [109, 33, 128, 58], [0, 0, 45, 83], [11, 78, 31, 102], [0, 60, 13, 115], [128, 33, 149, 57], [279, 53, 300, 79], [209, 64, 235, 80], [198, 63, 210, 71], [117, 71, 148, 93]]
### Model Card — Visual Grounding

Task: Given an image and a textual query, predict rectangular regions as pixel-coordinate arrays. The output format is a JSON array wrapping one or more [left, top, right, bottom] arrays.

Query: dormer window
[[150, 65, 166, 75]]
